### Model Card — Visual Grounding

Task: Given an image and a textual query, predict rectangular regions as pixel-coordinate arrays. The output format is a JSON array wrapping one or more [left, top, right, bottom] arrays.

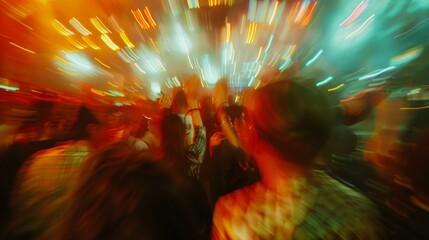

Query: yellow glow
[[120, 32, 135, 48], [268, 1, 279, 25], [65, 37, 86, 50], [302, 1, 318, 26], [90, 17, 111, 34], [52, 20, 74, 36], [55, 56, 73, 65], [82, 36, 100, 50], [90, 88, 106, 96], [107, 81, 119, 88], [9, 42, 35, 54], [101, 34, 120, 51], [226, 22, 231, 43], [149, 37, 160, 52], [69, 17, 92, 36], [400, 105, 429, 110], [246, 23, 257, 44], [94, 58, 111, 69], [57, 67, 76, 76], [328, 83, 345, 91]]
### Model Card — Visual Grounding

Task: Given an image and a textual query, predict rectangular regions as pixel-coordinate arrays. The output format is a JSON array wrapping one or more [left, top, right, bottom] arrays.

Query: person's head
[[241, 79, 333, 168], [69, 105, 105, 145], [44, 142, 199, 240], [160, 113, 187, 173], [171, 90, 188, 114]]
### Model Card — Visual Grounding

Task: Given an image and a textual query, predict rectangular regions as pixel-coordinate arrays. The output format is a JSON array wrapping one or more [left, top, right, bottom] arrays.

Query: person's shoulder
[[30, 143, 72, 161], [312, 170, 376, 209], [215, 182, 260, 210]]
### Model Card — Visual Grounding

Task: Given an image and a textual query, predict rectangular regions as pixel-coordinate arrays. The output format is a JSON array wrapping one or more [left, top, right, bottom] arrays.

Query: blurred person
[[104, 108, 126, 143], [38, 142, 208, 240], [204, 81, 260, 209], [0, 101, 67, 233], [172, 89, 195, 146], [208, 112, 260, 209], [212, 79, 383, 239], [6, 105, 108, 239]]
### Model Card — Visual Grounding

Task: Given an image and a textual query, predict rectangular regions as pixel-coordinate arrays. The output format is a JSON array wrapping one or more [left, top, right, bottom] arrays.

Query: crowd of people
[[0, 74, 427, 239]]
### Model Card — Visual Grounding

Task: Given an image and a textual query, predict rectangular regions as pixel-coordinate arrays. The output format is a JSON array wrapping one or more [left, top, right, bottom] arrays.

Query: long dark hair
[[160, 114, 188, 175]]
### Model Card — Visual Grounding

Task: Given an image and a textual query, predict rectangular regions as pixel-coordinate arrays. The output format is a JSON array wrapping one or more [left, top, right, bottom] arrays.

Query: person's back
[[212, 79, 383, 240], [39, 142, 208, 240], [6, 105, 106, 239]]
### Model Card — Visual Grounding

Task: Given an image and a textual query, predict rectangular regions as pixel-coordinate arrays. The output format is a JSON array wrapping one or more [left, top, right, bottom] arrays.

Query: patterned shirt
[[10, 141, 92, 236], [212, 170, 382, 240], [186, 126, 206, 178]]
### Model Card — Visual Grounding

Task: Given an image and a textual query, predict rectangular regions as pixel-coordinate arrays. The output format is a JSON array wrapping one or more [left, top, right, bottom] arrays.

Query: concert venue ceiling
[[1, 0, 429, 104]]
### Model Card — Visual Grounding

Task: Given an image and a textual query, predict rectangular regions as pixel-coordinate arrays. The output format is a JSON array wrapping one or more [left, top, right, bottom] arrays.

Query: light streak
[[248, 0, 257, 21], [305, 49, 323, 66], [149, 37, 160, 52], [187, 55, 194, 69], [226, 22, 231, 43], [131, 9, 150, 29], [268, 1, 279, 25], [117, 49, 133, 63], [94, 58, 111, 69], [187, 0, 200, 9], [391, 46, 424, 65], [278, 58, 292, 71], [295, 0, 310, 24], [400, 106, 429, 110], [340, 1, 368, 27], [328, 83, 345, 91], [345, 14, 375, 40], [120, 32, 135, 48], [69, 18, 92, 36], [395, 18, 429, 39], [288, 1, 301, 24], [90, 88, 105, 96], [57, 67, 76, 76], [265, 34, 274, 53], [109, 16, 124, 33], [144, 7, 157, 28], [9, 42, 35, 54], [0, 85, 19, 91], [157, 59, 167, 72], [107, 82, 119, 88], [82, 36, 100, 50], [256, 0, 269, 23], [55, 56, 73, 65], [240, 14, 246, 34], [246, 22, 257, 44], [52, 20, 74, 36], [340, 96, 355, 102], [90, 17, 112, 34], [255, 46, 263, 62], [358, 66, 396, 80], [101, 34, 120, 51], [316, 76, 333, 87], [66, 37, 86, 50], [302, 1, 318, 26]]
